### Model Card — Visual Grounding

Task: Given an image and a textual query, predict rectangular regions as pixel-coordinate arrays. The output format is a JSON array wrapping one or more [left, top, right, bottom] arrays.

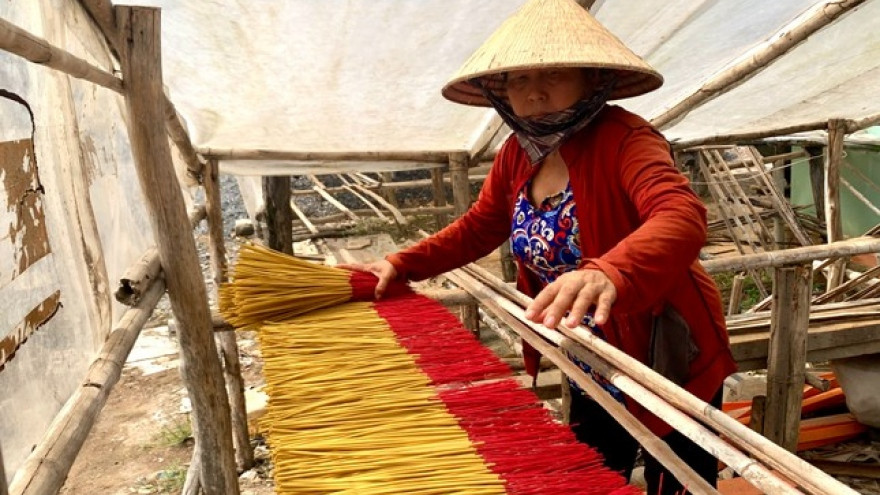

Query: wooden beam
[[701, 236, 880, 274], [115, 7, 238, 494], [8, 280, 165, 495], [352, 185, 408, 225], [114, 206, 205, 306], [651, 0, 865, 128], [308, 177, 359, 221], [0, 16, 122, 92], [672, 120, 830, 149], [342, 185, 389, 222], [288, 196, 318, 235], [163, 94, 204, 185], [846, 112, 880, 133], [449, 152, 471, 217], [764, 265, 812, 451], [446, 269, 752, 495], [204, 159, 254, 472], [825, 119, 847, 290], [457, 262, 857, 495], [200, 148, 453, 163], [806, 146, 826, 222]]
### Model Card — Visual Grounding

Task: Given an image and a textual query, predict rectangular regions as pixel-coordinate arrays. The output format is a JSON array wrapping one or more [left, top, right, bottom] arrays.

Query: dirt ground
[[60, 324, 274, 495]]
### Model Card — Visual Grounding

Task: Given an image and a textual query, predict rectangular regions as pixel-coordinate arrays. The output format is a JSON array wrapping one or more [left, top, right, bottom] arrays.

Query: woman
[[345, 0, 737, 493]]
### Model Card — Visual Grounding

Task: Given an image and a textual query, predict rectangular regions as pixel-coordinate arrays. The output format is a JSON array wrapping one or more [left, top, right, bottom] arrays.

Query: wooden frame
[[116, 7, 238, 494]]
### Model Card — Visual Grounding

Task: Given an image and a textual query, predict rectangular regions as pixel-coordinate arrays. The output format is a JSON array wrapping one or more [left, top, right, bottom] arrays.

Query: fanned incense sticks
[[222, 245, 637, 494]]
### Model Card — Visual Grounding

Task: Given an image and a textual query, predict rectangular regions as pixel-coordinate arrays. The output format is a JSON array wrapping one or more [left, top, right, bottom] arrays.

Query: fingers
[[592, 289, 615, 325], [374, 275, 389, 299], [337, 263, 365, 271], [526, 270, 617, 329]]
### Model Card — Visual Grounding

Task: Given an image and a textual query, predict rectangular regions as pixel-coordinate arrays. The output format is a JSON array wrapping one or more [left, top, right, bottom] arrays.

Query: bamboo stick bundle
[[221, 245, 639, 493], [256, 297, 638, 494], [218, 243, 407, 328]]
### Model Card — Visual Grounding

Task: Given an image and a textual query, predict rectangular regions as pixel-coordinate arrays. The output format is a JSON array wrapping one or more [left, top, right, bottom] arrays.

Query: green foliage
[[151, 416, 193, 447]]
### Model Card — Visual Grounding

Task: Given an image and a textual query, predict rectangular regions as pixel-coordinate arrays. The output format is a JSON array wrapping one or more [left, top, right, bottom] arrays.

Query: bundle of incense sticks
[[222, 245, 637, 494]]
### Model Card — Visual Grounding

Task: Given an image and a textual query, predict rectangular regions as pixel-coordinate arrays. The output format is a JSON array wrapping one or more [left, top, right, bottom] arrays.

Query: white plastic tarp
[[1, 0, 159, 481], [114, 0, 880, 165]]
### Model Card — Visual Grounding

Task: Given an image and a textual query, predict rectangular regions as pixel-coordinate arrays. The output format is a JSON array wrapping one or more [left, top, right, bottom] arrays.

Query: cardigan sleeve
[[585, 126, 708, 312], [385, 141, 518, 282]]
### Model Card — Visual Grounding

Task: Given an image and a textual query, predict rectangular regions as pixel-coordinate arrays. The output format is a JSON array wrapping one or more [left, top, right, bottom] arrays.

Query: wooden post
[[749, 395, 766, 435], [560, 372, 572, 425], [806, 146, 825, 222], [727, 273, 746, 315], [449, 153, 471, 217], [262, 176, 293, 254], [115, 7, 239, 494], [431, 167, 448, 229], [498, 239, 517, 282], [764, 265, 812, 451], [825, 120, 847, 290], [461, 303, 479, 337], [379, 172, 398, 207], [770, 144, 791, 249], [204, 160, 254, 471]]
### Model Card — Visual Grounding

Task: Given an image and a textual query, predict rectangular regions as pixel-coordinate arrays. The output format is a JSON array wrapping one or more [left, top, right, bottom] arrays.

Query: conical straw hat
[[442, 0, 663, 107]]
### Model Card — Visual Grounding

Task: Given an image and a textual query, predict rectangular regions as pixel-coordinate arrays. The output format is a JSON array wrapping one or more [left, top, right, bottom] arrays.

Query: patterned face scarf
[[471, 73, 616, 165]]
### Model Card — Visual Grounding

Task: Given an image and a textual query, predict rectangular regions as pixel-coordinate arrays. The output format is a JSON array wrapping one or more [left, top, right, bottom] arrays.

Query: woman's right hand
[[338, 259, 398, 299]]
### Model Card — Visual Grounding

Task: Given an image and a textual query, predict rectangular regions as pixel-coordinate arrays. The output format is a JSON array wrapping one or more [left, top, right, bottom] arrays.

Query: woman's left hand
[[524, 269, 617, 328]]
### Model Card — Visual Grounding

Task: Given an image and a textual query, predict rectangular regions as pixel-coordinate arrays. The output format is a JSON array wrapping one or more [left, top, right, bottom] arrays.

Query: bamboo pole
[[288, 197, 318, 235], [342, 185, 389, 221], [841, 176, 880, 217], [457, 262, 857, 495], [379, 172, 399, 208], [163, 94, 204, 186], [8, 280, 165, 495], [701, 236, 880, 274], [115, 7, 238, 494], [446, 270, 757, 495], [352, 185, 408, 224], [0, 17, 123, 93], [825, 119, 847, 290], [200, 148, 453, 163], [204, 159, 254, 471], [114, 206, 206, 306], [651, 0, 865, 129], [431, 168, 448, 229], [846, 112, 880, 133], [307, 177, 359, 221], [449, 152, 471, 217], [673, 121, 830, 150], [764, 266, 812, 451]]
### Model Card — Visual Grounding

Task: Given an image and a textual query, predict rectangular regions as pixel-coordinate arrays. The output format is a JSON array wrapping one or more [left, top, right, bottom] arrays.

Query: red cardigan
[[387, 106, 737, 435]]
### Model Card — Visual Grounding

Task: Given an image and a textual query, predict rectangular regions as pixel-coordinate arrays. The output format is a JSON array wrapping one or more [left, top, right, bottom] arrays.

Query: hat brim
[[442, 64, 663, 107]]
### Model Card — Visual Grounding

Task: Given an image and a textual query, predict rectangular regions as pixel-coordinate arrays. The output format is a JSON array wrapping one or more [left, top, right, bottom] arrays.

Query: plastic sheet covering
[[647, 0, 880, 142], [595, 0, 821, 122], [107, 0, 880, 177], [114, 0, 519, 156], [0, 0, 157, 481]]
